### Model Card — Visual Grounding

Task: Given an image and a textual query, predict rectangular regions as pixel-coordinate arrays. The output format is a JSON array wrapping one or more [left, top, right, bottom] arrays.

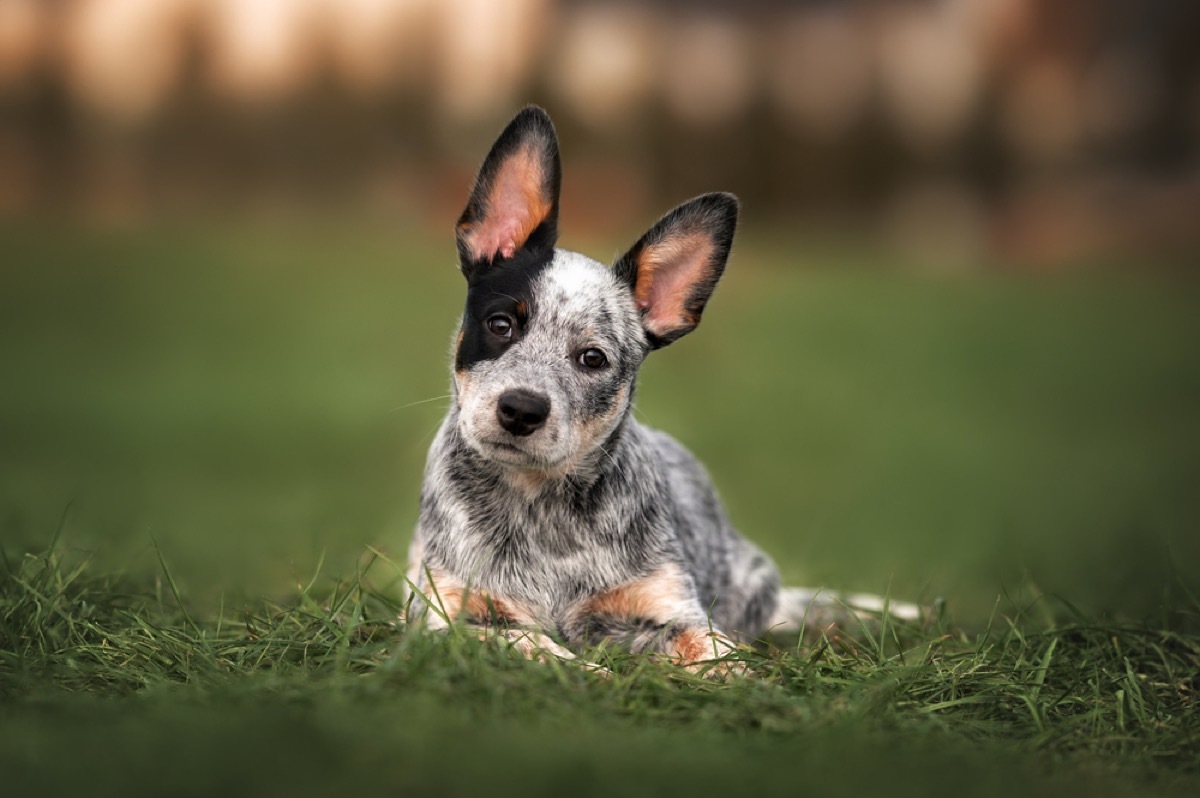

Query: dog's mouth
[[485, 440, 526, 456], [475, 435, 569, 470]]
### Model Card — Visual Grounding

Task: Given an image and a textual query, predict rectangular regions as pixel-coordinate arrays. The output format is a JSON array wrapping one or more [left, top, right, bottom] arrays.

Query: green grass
[[1, 221, 1198, 795], [2, 540, 1198, 797]]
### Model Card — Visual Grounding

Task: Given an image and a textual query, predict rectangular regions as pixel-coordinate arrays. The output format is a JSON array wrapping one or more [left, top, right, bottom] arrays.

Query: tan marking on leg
[[418, 570, 608, 675], [418, 569, 535, 628], [577, 565, 743, 670], [580, 562, 694, 622], [459, 591, 530, 627]]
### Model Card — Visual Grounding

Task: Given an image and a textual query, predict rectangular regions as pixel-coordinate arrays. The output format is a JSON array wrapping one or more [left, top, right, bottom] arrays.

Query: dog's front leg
[[412, 568, 591, 667], [569, 564, 745, 674]]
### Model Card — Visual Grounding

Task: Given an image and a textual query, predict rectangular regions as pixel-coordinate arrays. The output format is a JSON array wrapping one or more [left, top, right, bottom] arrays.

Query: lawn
[[1, 221, 1198, 796]]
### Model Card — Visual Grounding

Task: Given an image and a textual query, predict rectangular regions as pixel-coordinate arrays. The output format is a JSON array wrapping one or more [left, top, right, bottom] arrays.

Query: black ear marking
[[613, 193, 739, 349], [456, 106, 562, 279]]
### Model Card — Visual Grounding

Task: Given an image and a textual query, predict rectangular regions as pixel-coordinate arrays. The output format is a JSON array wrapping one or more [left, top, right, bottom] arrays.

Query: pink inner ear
[[463, 144, 552, 263], [635, 232, 715, 336]]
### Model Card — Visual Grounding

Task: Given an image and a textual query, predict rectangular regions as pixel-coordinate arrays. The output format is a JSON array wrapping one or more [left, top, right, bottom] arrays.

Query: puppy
[[407, 107, 916, 667]]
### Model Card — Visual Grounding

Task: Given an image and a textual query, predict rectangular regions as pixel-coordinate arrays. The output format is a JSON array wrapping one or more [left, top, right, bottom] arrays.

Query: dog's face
[[453, 250, 646, 472], [450, 107, 738, 475]]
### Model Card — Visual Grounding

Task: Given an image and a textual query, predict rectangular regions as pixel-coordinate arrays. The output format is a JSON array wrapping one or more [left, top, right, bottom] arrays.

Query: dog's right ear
[[455, 106, 561, 279]]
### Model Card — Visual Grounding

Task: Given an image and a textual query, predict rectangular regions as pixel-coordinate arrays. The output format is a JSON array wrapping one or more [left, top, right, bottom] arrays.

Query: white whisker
[[388, 394, 453, 413]]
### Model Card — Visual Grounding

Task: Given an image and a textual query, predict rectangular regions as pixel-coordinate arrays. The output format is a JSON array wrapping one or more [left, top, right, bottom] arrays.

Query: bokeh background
[[1, 0, 1197, 621]]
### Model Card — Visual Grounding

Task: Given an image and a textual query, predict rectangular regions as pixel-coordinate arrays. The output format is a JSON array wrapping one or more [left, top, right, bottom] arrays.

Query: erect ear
[[613, 193, 739, 349], [455, 106, 561, 278]]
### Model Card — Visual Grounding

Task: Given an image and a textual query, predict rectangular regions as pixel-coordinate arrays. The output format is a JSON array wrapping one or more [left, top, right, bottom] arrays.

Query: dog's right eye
[[486, 315, 513, 339]]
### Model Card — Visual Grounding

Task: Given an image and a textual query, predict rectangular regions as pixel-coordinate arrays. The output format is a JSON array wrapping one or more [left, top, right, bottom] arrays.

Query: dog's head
[[450, 107, 738, 474]]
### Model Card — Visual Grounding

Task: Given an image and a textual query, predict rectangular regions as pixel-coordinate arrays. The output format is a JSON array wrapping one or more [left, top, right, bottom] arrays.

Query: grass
[[2, 539, 1198, 797], [1, 221, 1198, 795]]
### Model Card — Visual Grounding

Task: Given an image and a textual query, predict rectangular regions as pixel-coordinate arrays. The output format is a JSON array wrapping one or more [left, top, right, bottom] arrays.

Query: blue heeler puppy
[[407, 107, 917, 668]]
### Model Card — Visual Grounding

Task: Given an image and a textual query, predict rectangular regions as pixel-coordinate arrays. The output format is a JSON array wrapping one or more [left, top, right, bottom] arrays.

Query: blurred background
[[1, 0, 1197, 620], [3, 0, 1200, 263]]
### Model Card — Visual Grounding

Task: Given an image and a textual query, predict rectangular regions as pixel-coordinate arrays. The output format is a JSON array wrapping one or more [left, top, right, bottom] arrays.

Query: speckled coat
[[406, 107, 911, 666]]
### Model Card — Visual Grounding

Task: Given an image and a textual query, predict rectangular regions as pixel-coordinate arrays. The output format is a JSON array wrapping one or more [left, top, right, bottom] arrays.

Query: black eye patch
[[453, 254, 549, 372]]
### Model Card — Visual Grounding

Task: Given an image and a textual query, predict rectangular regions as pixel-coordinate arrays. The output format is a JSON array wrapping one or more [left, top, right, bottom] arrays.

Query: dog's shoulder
[[636, 424, 719, 499]]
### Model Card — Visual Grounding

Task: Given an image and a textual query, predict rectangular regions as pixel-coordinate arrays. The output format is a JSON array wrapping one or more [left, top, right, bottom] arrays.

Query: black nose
[[496, 390, 550, 437]]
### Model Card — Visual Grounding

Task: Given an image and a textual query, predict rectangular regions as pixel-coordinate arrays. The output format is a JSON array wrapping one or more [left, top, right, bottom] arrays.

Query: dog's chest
[[427, 484, 662, 618]]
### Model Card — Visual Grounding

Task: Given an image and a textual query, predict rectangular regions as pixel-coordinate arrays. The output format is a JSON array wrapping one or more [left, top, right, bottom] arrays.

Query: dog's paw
[[487, 628, 612, 677], [685, 655, 750, 681], [667, 628, 749, 679]]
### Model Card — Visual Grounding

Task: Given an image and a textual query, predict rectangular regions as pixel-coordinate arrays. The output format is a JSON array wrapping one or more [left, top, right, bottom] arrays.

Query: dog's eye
[[486, 315, 513, 339], [578, 348, 608, 369]]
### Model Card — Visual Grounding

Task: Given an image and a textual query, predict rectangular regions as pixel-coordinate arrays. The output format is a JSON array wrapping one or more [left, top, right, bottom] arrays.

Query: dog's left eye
[[578, 348, 608, 369], [486, 315, 513, 339]]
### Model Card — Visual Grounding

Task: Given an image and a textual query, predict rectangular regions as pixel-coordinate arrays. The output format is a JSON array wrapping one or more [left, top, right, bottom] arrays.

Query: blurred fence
[[1, 0, 1198, 265]]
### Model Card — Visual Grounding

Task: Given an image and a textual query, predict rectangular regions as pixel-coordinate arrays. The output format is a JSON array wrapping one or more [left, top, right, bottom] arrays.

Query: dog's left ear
[[456, 106, 561, 278], [614, 193, 739, 349]]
